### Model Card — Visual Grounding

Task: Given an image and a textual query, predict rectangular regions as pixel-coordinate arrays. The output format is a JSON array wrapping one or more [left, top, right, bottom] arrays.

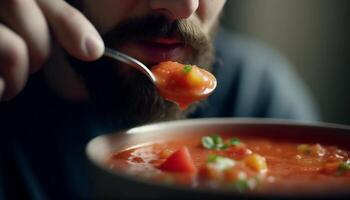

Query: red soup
[[107, 132, 350, 196]]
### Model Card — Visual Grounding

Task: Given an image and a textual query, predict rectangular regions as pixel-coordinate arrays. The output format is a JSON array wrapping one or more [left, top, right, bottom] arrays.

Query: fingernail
[[84, 32, 104, 59]]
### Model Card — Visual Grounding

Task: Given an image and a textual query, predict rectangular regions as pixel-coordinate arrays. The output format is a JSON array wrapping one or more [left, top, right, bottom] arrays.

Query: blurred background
[[222, 0, 350, 125]]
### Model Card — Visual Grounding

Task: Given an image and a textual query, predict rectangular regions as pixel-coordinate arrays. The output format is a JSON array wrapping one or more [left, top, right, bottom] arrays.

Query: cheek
[[196, 0, 226, 33]]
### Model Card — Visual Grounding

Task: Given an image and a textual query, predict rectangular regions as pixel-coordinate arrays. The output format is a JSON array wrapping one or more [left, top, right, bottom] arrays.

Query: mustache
[[102, 14, 210, 52]]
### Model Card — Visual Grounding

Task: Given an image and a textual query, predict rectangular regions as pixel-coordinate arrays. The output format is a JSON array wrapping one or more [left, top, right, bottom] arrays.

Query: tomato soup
[[107, 133, 350, 196]]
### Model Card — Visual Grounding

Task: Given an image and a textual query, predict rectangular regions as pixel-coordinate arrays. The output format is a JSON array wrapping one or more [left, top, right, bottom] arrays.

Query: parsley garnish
[[297, 144, 311, 155], [201, 135, 226, 150], [207, 154, 219, 162], [336, 160, 350, 176], [202, 136, 215, 149], [183, 65, 193, 73], [201, 135, 242, 150], [230, 137, 241, 146], [207, 154, 224, 163], [212, 135, 223, 145], [230, 179, 250, 193]]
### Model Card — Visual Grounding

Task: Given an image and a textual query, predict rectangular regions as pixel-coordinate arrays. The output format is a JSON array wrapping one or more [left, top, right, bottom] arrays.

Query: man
[[0, 0, 319, 199]]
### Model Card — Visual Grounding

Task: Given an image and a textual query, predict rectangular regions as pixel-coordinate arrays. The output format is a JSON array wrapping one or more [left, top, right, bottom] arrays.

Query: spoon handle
[[104, 47, 156, 83]]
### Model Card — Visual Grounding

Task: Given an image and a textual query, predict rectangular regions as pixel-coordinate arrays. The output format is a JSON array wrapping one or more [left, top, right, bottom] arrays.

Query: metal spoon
[[103, 47, 156, 83]]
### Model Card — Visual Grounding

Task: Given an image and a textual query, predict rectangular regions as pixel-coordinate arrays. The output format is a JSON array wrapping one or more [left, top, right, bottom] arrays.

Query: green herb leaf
[[217, 143, 229, 150], [202, 136, 215, 149], [212, 135, 223, 146], [207, 154, 222, 163], [183, 65, 193, 73], [340, 160, 350, 170], [336, 160, 350, 176], [230, 179, 250, 193], [202, 134, 231, 150], [297, 144, 311, 155], [230, 137, 241, 146]]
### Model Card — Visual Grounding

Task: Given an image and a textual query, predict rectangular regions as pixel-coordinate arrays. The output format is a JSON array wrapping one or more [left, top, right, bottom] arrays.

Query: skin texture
[[0, 0, 226, 123]]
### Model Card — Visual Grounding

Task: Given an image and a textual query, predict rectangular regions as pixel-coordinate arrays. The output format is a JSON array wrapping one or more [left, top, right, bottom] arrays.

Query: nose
[[149, 0, 199, 20]]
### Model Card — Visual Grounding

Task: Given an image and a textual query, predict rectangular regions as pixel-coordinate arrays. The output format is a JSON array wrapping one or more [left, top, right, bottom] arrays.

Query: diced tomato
[[158, 146, 197, 173]]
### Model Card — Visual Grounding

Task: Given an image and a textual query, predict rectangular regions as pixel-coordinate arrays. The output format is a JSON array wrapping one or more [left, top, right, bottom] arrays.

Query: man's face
[[70, 0, 226, 124], [82, 0, 225, 66]]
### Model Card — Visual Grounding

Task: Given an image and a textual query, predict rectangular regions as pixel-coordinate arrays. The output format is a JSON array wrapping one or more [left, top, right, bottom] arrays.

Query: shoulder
[[196, 28, 320, 121]]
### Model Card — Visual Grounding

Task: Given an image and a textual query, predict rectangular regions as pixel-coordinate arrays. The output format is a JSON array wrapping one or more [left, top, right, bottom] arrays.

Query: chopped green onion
[[340, 160, 350, 170], [230, 179, 250, 193], [336, 160, 350, 176], [253, 174, 262, 183], [212, 135, 223, 145], [207, 155, 235, 170], [183, 65, 193, 73], [207, 154, 223, 163], [297, 144, 311, 155], [230, 137, 241, 146], [202, 135, 224, 150], [217, 143, 229, 150], [202, 135, 242, 150], [202, 136, 215, 149]]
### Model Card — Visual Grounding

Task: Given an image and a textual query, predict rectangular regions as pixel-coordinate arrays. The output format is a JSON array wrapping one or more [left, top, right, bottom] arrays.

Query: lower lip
[[133, 41, 186, 64]]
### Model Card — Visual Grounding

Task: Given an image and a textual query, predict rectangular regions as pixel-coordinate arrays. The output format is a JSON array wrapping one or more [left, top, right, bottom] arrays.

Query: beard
[[69, 14, 217, 125]]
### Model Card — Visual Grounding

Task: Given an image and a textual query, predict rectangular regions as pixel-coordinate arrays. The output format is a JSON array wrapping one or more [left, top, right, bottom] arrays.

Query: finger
[[0, 0, 50, 73], [0, 24, 29, 100], [0, 76, 4, 101], [37, 0, 104, 61]]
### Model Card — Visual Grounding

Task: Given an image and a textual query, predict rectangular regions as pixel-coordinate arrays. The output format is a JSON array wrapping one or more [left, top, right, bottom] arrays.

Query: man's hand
[[0, 0, 104, 100]]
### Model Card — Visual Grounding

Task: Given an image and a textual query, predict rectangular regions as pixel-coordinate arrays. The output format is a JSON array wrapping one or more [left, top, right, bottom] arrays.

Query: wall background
[[221, 0, 350, 125]]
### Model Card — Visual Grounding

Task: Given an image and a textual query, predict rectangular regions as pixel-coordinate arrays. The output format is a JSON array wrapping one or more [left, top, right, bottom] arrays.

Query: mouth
[[117, 37, 192, 67]]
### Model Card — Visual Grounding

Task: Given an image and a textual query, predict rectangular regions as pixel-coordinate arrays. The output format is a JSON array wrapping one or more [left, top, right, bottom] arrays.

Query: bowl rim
[[125, 117, 350, 135]]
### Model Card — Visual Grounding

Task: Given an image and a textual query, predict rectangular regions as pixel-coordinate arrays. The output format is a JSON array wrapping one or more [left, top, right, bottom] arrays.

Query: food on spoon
[[151, 61, 216, 109]]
